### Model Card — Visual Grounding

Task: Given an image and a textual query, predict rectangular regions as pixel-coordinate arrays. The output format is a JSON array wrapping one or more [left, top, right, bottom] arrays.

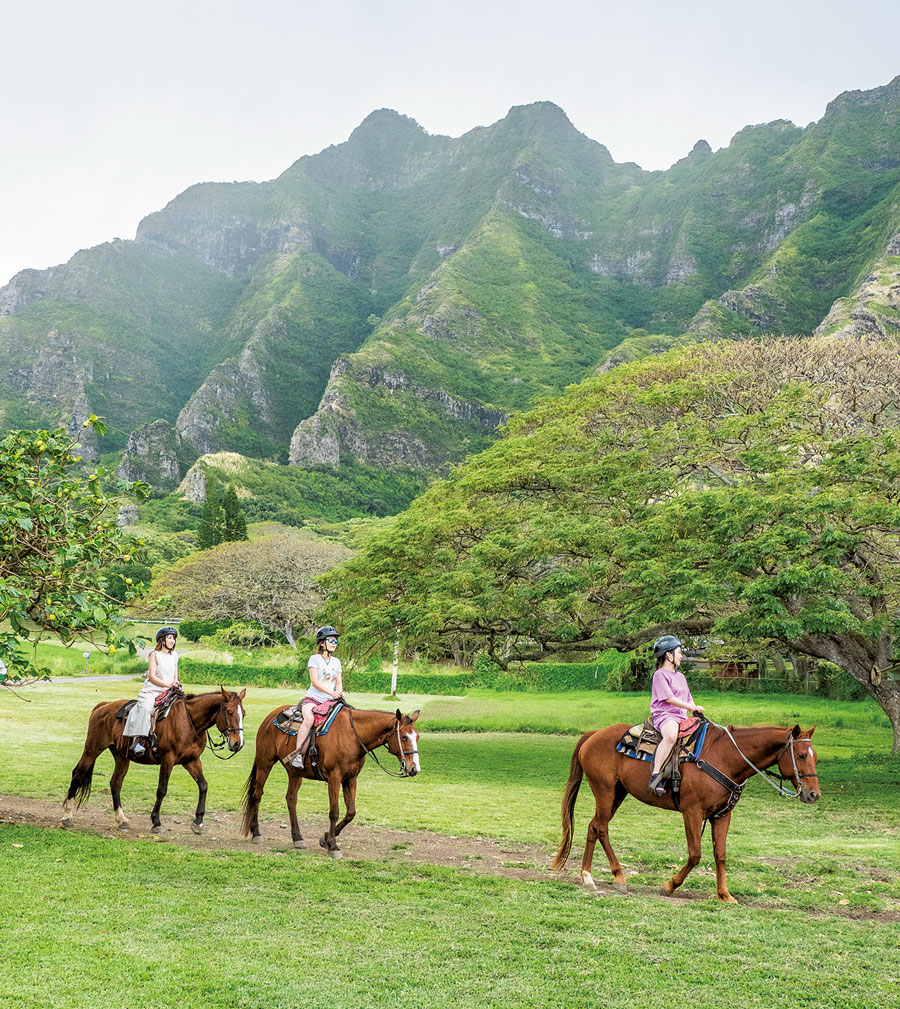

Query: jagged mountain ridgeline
[[4, 78, 900, 487]]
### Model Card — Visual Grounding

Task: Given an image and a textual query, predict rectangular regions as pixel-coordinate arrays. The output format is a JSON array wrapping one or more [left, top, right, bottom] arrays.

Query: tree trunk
[[283, 623, 297, 649], [793, 631, 900, 752]]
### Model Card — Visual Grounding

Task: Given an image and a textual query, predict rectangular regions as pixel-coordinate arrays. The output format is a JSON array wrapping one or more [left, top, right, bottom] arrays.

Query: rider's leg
[[649, 719, 679, 792], [287, 705, 316, 766]]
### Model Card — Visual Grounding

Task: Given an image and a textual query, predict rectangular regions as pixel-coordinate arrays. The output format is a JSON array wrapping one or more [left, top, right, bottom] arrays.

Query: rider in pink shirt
[[648, 634, 704, 796]]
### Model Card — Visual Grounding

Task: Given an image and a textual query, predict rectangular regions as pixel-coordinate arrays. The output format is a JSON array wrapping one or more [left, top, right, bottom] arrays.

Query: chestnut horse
[[240, 704, 420, 857], [550, 722, 820, 901], [62, 687, 246, 834]]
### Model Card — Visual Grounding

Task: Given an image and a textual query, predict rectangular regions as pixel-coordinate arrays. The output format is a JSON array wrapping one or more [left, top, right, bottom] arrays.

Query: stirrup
[[648, 772, 666, 796]]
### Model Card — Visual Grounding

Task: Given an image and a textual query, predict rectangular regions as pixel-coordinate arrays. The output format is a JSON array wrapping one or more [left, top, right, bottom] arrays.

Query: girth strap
[[696, 759, 746, 820]]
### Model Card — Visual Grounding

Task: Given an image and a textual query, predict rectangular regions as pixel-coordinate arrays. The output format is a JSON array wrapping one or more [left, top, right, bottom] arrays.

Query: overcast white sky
[[3, 0, 899, 287]]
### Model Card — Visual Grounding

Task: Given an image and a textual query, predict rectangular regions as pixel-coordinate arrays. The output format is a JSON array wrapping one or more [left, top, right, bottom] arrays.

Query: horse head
[[215, 687, 246, 753], [385, 709, 421, 777], [777, 725, 819, 804]]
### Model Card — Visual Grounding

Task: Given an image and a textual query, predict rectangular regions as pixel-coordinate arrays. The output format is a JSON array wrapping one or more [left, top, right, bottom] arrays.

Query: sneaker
[[132, 742, 146, 755], [290, 752, 305, 768], [648, 773, 666, 796]]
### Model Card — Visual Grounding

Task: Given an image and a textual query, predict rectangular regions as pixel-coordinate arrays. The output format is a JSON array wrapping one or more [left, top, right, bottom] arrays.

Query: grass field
[[2, 680, 899, 1008]]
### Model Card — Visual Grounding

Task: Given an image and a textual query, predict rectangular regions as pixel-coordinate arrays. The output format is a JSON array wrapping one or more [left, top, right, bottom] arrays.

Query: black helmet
[[156, 626, 178, 643], [653, 634, 682, 660], [316, 625, 339, 644]]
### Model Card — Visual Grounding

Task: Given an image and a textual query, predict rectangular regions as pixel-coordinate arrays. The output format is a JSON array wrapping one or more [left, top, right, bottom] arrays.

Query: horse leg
[[710, 811, 737, 903], [318, 771, 343, 858], [149, 754, 176, 834], [660, 811, 704, 897], [109, 753, 133, 830], [332, 776, 357, 838], [582, 781, 628, 891], [182, 757, 208, 834], [285, 770, 305, 849]]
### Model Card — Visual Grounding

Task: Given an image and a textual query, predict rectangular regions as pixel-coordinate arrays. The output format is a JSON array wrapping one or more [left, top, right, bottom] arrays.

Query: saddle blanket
[[616, 717, 709, 763], [273, 701, 344, 736]]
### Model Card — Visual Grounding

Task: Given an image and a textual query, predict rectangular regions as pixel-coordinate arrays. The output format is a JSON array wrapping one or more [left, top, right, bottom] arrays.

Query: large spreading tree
[[0, 420, 147, 682], [327, 335, 900, 749], [152, 533, 352, 647]]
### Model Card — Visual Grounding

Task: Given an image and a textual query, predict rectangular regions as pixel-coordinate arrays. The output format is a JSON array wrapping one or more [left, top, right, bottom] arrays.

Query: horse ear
[[395, 709, 402, 721], [791, 724, 801, 738], [239, 688, 247, 700], [405, 710, 421, 724], [805, 725, 816, 737], [220, 685, 228, 698]]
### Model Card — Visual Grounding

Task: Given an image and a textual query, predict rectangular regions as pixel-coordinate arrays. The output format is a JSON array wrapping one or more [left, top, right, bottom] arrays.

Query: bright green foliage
[[326, 335, 900, 747], [0, 419, 148, 680]]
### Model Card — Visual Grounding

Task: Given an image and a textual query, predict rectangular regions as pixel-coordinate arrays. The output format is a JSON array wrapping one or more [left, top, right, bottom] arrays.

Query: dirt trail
[[0, 793, 573, 884]]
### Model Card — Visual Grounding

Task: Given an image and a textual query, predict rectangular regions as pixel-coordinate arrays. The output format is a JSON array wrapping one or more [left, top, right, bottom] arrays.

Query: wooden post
[[391, 634, 399, 696]]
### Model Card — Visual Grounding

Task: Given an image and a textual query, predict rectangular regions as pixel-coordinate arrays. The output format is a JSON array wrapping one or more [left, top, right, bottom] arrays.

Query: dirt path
[[0, 793, 575, 885]]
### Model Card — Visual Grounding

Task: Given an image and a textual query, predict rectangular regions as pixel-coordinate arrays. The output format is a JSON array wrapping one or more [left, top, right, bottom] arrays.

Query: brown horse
[[240, 704, 420, 857], [62, 687, 246, 834], [550, 722, 820, 901]]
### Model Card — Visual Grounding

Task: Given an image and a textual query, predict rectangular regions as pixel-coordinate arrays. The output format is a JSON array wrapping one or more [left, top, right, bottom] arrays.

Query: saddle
[[616, 717, 710, 806], [274, 701, 344, 782], [114, 685, 184, 722]]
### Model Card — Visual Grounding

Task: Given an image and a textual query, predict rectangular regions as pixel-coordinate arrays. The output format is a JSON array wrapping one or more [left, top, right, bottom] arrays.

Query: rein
[[347, 707, 418, 778], [709, 722, 812, 799]]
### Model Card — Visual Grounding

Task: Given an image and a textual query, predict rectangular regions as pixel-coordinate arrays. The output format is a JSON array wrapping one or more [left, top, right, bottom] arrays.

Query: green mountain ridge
[[3, 79, 900, 484]]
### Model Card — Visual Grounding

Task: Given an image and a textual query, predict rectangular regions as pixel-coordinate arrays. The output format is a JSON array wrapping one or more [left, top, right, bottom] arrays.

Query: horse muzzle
[[799, 786, 820, 804]]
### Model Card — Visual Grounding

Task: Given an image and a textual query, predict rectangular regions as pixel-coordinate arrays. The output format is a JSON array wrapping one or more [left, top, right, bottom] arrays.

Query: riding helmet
[[652, 634, 682, 660], [316, 625, 339, 644], [156, 625, 178, 643]]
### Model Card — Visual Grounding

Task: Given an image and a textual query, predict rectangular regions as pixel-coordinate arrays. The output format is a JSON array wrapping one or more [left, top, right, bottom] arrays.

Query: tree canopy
[[326, 335, 900, 748], [152, 532, 352, 647], [0, 420, 147, 681]]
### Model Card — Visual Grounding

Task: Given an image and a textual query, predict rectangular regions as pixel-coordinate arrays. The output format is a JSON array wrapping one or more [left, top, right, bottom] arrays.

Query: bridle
[[712, 722, 816, 798], [347, 707, 419, 778], [206, 699, 245, 760]]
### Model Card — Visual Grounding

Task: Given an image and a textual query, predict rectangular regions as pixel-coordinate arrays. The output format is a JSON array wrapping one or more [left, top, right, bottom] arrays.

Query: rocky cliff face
[[5, 79, 900, 479], [117, 419, 185, 489]]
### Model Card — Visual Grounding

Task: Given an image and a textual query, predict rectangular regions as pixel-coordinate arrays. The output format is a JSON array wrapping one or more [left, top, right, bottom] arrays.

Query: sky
[[3, 0, 899, 288]]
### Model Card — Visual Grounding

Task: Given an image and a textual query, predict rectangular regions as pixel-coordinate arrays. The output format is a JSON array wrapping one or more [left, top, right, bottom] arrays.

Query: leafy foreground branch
[[327, 335, 900, 749], [0, 419, 148, 682]]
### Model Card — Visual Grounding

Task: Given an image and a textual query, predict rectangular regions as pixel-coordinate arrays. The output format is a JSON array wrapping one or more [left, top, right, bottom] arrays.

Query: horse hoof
[[151, 825, 162, 835], [328, 849, 343, 859], [250, 835, 262, 845], [659, 883, 674, 897], [293, 839, 305, 849], [718, 894, 738, 904], [190, 822, 203, 835], [118, 821, 130, 832], [613, 882, 628, 894]]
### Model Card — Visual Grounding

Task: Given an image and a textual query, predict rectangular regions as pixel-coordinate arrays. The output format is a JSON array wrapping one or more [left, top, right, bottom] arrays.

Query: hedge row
[[177, 656, 869, 700]]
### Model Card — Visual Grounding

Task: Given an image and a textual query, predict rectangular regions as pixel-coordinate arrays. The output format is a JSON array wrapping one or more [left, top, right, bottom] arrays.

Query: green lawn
[[1, 680, 898, 1008]]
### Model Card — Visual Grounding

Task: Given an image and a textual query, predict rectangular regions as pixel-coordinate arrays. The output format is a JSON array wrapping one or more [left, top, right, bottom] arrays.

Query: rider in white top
[[123, 626, 181, 755], [288, 625, 344, 768]]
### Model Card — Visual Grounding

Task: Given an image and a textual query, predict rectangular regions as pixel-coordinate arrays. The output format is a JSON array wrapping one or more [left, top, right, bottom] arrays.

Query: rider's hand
[[693, 706, 705, 714]]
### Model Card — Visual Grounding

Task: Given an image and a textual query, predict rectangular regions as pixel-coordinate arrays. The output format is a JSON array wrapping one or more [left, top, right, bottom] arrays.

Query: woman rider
[[123, 626, 181, 756], [648, 634, 703, 795], [287, 625, 345, 768]]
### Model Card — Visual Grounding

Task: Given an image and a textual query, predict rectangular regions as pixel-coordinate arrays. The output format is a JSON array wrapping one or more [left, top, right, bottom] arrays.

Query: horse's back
[[577, 723, 632, 778]]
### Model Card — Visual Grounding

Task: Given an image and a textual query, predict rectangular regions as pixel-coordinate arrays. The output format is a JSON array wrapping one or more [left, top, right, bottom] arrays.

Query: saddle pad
[[616, 719, 708, 763], [273, 701, 344, 736]]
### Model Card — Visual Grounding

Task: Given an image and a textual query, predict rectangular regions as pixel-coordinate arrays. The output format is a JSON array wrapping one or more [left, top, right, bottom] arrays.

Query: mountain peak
[[347, 108, 430, 145]]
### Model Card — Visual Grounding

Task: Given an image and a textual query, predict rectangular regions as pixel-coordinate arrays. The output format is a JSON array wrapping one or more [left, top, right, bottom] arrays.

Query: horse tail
[[549, 730, 595, 871], [66, 761, 95, 808], [239, 759, 259, 837]]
